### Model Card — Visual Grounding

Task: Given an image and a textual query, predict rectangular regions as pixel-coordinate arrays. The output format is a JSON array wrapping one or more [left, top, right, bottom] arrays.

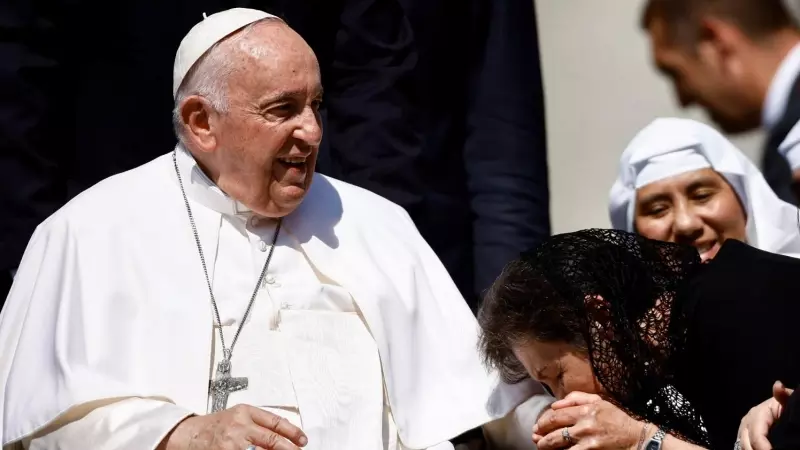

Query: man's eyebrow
[[259, 90, 306, 105], [258, 87, 324, 106]]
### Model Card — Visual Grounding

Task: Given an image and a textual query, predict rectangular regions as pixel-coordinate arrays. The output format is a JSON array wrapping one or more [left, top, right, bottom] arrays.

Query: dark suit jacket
[[762, 74, 800, 205], [0, 0, 417, 297], [318, 0, 551, 310]]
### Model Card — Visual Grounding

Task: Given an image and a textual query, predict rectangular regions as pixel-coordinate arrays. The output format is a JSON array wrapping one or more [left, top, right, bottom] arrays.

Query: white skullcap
[[609, 118, 800, 258], [173, 8, 279, 98], [779, 119, 800, 170]]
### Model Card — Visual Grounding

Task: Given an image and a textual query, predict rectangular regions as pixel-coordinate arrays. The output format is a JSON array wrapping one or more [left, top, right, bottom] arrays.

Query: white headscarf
[[609, 118, 800, 257]]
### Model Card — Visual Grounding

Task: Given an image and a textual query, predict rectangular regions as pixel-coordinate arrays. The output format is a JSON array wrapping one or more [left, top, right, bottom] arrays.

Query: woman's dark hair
[[478, 229, 698, 385], [478, 258, 588, 384], [477, 229, 710, 446]]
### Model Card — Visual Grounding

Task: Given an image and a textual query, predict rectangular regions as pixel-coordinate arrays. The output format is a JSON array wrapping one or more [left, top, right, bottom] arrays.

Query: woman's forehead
[[636, 168, 726, 199]]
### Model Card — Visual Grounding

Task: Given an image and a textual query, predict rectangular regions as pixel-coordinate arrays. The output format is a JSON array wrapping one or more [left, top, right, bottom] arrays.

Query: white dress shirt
[[763, 42, 800, 131]]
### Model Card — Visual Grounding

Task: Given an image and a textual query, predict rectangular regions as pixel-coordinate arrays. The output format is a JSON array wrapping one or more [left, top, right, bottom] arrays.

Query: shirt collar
[[174, 144, 253, 217], [763, 42, 800, 130]]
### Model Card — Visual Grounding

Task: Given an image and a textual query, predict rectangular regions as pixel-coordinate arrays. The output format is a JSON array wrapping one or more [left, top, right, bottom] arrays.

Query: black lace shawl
[[520, 229, 710, 446]]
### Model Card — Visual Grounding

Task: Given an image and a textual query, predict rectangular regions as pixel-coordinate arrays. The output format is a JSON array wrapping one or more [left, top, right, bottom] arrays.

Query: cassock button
[[250, 216, 260, 228], [265, 275, 276, 285], [258, 241, 268, 252]]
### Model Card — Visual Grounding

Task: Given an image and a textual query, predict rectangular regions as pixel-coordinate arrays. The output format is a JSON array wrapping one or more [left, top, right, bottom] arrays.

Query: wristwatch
[[645, 427, 667, 450]]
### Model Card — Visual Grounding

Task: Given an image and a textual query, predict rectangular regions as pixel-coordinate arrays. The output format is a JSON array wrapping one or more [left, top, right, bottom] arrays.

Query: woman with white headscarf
[[609, 117, 800, 260]]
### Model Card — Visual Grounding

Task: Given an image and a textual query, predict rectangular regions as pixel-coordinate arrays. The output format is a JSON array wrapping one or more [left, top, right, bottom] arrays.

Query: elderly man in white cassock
[[0, 8, 552, 450]]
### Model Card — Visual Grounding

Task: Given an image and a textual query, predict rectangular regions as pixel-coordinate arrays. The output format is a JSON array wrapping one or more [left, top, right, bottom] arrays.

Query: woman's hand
[[737, 381, 794, 450], [533, 392, 645, 450]]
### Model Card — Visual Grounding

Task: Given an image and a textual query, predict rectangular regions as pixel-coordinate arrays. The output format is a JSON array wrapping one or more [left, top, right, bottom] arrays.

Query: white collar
[[763, 42, 800, 130], [173, 144, 252, 217]]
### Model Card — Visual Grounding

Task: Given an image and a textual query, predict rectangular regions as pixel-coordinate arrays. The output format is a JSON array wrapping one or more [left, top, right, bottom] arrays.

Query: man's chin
[[243, 197, 301, 220], [711, 113, 758, 135], [279, 185, 309, 204], [263, 185, 310, 216]]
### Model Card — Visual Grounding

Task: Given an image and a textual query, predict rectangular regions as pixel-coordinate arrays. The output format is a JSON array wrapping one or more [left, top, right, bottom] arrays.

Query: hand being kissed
[[533, 392, 646, 450]]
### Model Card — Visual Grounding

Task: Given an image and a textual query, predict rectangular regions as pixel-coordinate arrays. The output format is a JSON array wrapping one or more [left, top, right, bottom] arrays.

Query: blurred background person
[[609, 118, 800, 259], [641, 0, 800, 204]]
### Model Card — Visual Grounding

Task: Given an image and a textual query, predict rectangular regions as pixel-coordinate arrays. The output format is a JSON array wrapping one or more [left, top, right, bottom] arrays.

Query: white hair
[[172, 17, 282, 143]]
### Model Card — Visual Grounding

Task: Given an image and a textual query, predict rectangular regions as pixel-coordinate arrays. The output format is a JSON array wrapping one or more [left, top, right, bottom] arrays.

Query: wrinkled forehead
[[235, 21, 314, 60], [226, 21, 321, 95]]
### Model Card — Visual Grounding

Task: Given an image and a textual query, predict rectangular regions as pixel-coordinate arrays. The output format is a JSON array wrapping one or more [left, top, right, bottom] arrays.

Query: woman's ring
[[245, 445, 257, 450], [733, 439, 742, 450], [562, 427, 576, 445]]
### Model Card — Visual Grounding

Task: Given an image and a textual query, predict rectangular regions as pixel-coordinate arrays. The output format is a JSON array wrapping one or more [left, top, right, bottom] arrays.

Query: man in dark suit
[[641, 0, 800, 203], [318, 0, 552, 311], [0, 0, 418, 303]]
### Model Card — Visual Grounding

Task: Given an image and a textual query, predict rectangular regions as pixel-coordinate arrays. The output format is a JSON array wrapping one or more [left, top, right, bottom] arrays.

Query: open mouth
[[277, 156, 306, 169], [695, 241, 720, 261], [275, 156, 310, 188]]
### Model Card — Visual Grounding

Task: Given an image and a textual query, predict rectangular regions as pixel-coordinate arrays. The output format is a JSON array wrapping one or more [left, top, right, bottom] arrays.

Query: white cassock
[[0, 146, 551, 449]]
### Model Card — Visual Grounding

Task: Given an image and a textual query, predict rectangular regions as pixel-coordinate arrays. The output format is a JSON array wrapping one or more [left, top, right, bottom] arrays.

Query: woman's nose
[[672, 206, 704, 243]]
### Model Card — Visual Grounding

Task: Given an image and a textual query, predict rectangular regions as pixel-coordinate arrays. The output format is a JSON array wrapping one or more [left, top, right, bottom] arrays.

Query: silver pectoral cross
[[209, 359, 248, 413]]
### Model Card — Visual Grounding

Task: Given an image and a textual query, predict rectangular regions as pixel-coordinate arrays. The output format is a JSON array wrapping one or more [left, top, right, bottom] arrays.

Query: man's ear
[[180, 95, 219, 153], [697, 16, 748, 78]]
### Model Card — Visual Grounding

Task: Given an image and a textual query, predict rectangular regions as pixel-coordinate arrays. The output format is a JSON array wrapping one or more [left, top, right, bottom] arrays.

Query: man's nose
[[294, 108, 322, 146]]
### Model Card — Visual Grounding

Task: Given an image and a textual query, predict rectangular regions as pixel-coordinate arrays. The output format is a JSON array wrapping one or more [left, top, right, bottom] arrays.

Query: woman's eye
[[556, 371, 565, 386], [645, 205, 667, 216], [693, 191, 714, 201]]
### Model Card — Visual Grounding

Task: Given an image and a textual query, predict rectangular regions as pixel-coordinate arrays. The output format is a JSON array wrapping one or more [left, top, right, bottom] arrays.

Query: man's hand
[[737, 381, 794, 450], [533, 392, 644, 450], [159, 404, 308, 450]]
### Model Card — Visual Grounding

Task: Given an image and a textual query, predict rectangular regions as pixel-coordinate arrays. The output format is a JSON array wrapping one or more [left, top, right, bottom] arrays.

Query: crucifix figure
[[209, 359, 248, 413]]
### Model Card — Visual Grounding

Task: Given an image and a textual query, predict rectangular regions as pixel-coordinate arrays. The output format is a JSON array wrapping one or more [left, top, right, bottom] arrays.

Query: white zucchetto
[[173, 8, 278, 97]]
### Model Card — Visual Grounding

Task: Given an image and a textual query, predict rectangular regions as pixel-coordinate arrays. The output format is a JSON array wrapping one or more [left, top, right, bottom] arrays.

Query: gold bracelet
[[637, 423, 651, 450]]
